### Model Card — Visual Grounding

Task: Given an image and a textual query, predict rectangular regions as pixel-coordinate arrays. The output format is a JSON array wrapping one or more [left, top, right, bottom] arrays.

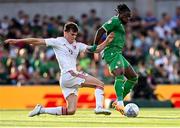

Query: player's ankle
[[96, 106, 103, 109], [117, 101, 124, 107], [39, 107, 45, 114]]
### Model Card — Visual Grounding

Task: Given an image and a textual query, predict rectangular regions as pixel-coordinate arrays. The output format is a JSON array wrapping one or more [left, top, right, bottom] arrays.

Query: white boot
[[28, 104, 42, 117], [94, 107, 111, 115]]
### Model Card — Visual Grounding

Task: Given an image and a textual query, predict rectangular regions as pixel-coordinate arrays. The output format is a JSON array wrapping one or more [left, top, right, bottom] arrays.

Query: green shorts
[[103, 52, 130, 72]]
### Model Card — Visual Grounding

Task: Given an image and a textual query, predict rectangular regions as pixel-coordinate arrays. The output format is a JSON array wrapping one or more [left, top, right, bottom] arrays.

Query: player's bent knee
[[100, 82, 104, 86], [134, 73, 139, 79], [96, 82, 104, 90], [112, 68, 124, 76], [100, 82, 104, 87], [97, 80, 104, 86]]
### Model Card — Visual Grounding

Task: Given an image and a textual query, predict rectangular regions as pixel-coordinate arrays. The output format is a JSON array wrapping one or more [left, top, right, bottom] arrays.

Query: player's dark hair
[[116, 4, 131, 13], [64, 22, 79, 32]]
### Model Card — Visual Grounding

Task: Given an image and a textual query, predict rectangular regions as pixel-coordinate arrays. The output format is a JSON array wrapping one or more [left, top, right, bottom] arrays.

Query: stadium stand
[[0, 3, 179, 91]]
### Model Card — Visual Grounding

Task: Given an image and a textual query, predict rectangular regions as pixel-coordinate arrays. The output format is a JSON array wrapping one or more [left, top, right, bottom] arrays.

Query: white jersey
[[45, 37, 88, 74]]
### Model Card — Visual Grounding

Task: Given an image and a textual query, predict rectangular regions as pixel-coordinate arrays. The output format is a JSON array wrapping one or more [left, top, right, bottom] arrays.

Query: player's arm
[[94, 17, 115, 46], [5, 38, 46, 45], [86, 32, 114, 53], [94, 27, 106, 45]]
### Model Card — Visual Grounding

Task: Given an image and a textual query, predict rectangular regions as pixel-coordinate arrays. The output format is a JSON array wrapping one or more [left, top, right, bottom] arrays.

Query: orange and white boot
[[112, 101, 125, 115]]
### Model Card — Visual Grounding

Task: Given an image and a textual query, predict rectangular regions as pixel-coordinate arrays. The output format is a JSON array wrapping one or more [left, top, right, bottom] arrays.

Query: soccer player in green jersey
[[93, 4, 138, 115]]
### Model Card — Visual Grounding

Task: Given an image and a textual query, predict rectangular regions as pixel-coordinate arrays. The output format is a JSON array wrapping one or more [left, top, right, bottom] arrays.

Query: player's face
[[119, 11, 131, 24], [64, 30, 78, 43]]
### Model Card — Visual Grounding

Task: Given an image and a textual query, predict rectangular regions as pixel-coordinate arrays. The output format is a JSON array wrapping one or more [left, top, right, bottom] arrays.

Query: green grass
[[0, 108, 180, 128]]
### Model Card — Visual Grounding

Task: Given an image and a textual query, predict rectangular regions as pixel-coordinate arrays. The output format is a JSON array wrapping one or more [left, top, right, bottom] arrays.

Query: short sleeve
[[102, 17, 117, 32], [77, 43, 88, 52], [45, 38, 58, 47]]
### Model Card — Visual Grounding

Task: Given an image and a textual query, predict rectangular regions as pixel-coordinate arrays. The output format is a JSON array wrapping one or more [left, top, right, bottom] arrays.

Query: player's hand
[[5, 39, 18, 44], [106, 32, 114, 44]]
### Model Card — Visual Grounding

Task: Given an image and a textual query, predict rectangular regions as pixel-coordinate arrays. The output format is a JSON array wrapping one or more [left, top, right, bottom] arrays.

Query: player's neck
[[64, 36, 74, 44]]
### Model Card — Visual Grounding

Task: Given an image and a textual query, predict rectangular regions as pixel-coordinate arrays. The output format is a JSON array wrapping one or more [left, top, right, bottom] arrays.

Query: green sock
[[114, 75, 125, 101], [123, 77, 138, 98]]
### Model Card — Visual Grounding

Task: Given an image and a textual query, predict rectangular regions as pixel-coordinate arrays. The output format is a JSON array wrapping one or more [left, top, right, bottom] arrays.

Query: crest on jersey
[[73, 45, 76, 49], [117, 61, 121, 65]]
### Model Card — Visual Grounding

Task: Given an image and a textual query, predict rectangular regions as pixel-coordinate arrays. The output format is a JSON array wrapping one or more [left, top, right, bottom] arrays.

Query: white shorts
[[60, 70, 87, 98]]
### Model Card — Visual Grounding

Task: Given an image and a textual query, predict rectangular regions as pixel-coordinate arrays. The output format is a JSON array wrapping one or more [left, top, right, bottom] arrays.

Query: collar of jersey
[[114, 15, 123, 25], [63, 37, 76, 45]]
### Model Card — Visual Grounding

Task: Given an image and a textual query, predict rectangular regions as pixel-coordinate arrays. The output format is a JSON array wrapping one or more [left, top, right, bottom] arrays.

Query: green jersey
[[102, 16, 130, 71], [102, 16, 126, 54]]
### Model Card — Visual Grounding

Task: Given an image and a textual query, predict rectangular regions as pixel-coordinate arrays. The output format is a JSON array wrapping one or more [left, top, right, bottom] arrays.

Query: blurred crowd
[[0, 7, 180, 88]]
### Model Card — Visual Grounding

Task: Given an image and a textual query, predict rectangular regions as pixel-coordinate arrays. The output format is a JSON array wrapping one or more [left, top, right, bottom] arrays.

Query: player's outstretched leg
[[28, 104, 68, 117]]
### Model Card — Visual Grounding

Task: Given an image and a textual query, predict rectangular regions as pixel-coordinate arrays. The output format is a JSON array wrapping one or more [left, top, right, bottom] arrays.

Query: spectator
[[143, 10, 158, 30], [0, 7, 179, 86]]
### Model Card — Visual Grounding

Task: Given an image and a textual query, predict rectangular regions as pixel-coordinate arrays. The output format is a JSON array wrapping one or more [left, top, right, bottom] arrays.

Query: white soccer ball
[[124, 103, 139, 117]]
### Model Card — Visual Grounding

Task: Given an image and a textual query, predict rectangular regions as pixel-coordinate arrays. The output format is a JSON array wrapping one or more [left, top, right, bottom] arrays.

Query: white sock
[[40, 106, 67, 115], [117, 101, 124, 107], [95, 88, 104, 109]]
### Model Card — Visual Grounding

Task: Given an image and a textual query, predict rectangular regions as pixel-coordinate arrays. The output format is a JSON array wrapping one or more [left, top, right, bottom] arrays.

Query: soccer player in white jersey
[[5, 22, 114, 116]]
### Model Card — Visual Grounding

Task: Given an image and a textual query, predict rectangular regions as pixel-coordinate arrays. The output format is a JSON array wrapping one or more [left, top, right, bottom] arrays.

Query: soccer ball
[[124, 103, 139, 117]]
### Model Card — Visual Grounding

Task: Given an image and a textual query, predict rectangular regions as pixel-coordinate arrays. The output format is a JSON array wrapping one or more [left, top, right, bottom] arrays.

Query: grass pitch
[[0, 108, 180, 128]]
